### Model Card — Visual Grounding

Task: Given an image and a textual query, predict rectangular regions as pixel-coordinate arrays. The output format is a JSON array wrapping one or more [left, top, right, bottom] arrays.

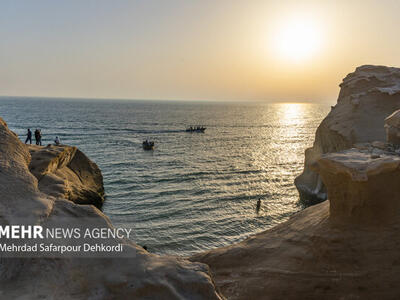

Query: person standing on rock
[[34, 129, 39, 145], [25, 128, 32, 144], [34, 129, 42, 146], [38, 129, 42, 146], [54, 136, 60, 145]]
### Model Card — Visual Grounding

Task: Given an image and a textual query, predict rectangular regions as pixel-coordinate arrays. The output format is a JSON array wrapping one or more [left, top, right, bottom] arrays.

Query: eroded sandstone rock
[[296, 65, 400, 205], [312, 148, 400, 223], [28, 145, 105, 208]]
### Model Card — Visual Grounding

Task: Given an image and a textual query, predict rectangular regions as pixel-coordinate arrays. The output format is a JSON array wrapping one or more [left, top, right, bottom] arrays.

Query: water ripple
[[0, 97, 329, 255]]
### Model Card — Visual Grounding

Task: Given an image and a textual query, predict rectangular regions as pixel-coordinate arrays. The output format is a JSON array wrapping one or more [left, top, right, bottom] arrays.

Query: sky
[[1, 0, 400, 103]]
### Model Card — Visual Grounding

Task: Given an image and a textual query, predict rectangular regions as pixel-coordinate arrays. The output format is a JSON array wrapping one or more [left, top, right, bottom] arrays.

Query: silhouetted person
[[34, 129, 39, 145], [256, 198, 261, 213], [25, 129, 32, 144], [34, 129, 42, 146], [54, 136, 60, 145]]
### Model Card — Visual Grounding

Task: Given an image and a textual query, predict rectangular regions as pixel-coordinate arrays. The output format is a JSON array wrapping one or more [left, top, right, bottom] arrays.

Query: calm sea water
[[0, 97, 329, 255]]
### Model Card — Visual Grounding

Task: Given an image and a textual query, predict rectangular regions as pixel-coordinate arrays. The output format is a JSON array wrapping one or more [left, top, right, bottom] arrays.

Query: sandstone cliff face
[[0, 118, 221, 300], [295, 65, 400, 204], [192, 144, 400, 299], [312, 147, 400, 223], [28, 145, 105, 208]]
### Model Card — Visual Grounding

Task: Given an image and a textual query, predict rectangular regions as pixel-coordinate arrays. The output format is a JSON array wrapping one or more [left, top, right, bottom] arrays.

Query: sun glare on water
[[273, 17, 322, 62]]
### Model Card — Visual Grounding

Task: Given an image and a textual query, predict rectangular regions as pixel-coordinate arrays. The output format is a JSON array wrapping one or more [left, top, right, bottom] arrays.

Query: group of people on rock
[[25, 128, 61, 146], [25, 128, 42, 145]]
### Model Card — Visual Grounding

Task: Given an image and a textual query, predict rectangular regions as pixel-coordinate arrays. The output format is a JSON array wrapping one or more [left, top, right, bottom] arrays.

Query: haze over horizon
[[1, 0, 400, 103]]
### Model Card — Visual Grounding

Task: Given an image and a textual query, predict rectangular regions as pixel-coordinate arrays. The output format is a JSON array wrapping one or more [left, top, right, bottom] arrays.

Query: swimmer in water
[[256, 198, 261, 213]]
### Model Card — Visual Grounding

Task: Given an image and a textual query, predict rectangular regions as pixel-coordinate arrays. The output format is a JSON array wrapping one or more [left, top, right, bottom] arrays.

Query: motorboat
[[185, 126, 206, 133], [143, 140, 154, 150]]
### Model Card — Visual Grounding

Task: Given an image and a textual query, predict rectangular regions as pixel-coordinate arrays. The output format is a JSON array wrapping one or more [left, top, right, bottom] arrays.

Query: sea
[[0, 97, 329, 256]]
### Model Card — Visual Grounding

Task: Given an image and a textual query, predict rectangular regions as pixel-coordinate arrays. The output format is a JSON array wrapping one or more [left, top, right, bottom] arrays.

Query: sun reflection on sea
[[248, 103, 314, 220], [278, 103, 308, 127], [275, 103, 310, 160]]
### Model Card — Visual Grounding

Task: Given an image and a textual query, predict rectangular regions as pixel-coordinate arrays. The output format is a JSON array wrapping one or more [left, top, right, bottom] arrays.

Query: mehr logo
[[0, 226, 44, 239]]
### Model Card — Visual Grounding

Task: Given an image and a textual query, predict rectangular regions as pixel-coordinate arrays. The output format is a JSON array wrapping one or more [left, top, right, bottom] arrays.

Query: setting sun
[[274, 18, 321, 62]]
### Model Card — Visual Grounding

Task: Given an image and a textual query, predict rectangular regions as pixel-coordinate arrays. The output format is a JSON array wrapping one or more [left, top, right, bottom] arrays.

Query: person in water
[[256, 198, 262, 213], [25, 128, 32, 144], [54, 136, 60, 145]]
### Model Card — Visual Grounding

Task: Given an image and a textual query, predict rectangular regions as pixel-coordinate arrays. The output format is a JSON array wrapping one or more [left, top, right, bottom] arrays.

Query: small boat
[[185, 126, 206, 133], [142, 140, 154, 150]]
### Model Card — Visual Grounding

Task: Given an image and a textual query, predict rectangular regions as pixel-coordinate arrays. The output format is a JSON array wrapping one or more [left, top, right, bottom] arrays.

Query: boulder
[[312, 148, 400, 223], [295, 65, 400, 205], [28, 145, 105, 208]]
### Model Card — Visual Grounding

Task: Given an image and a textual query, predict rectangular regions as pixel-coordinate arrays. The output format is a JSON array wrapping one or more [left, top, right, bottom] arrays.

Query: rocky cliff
[[0, 118, 222, 299], [295, 65, 400, 204], [192, 143, 400, 299], [28, 144, 105, 208]]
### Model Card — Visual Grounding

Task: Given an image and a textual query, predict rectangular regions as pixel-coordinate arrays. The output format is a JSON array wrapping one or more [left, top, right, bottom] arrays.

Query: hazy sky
[[1, 0, 400, 102]]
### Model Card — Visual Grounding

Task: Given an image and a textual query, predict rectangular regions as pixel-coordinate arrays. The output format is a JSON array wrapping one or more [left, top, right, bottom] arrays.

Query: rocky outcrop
[[192, 144, 400, 299], [295, 65, 400, 204], [0, 118, 221, 299], [385, 109, 400, 144], [312, 147, 400, 223], [28, 145, 105, 208]]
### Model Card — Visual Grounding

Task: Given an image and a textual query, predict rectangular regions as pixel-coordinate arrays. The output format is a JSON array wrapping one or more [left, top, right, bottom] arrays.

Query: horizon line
[[0, 95, 335, 104]]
